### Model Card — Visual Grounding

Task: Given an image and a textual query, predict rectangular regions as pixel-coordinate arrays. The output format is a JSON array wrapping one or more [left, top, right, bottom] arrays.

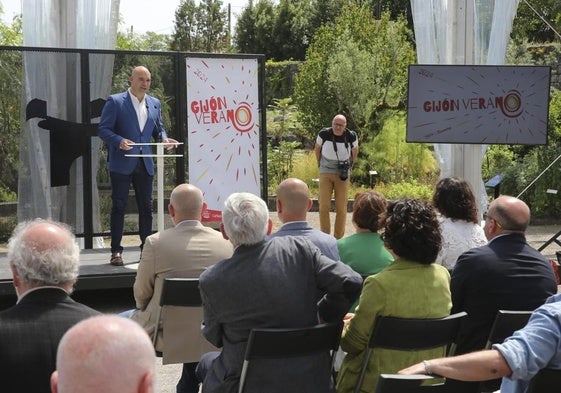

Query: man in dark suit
[[451, 195, 557, 355], [0, 219, 100, 393], [196, 192, 363, 393], [98, 66, 178, 265], [269, 177, 340, 260]]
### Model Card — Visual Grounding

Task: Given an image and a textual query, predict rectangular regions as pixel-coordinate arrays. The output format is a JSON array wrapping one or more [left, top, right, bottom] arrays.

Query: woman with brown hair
[[432, 177, 486, 271], [337, 191, 393, 279]]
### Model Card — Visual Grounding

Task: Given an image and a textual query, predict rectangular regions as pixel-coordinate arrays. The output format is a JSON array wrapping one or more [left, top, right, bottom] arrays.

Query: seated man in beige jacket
[[130, 183, 233, 393]]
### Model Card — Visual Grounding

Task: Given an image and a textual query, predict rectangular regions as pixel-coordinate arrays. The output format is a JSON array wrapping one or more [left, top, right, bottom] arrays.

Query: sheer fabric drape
[[19, 0, 120, 247], [410, 0, 520, 214]]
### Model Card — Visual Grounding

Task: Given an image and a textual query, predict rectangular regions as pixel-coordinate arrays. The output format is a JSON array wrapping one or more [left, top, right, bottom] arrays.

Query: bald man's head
[[485, 195, 530, 240], [169, 183, 205, 223], [129, 66, 151, 100], [276, 178, 312, 223], [51, 315, 155, 393]]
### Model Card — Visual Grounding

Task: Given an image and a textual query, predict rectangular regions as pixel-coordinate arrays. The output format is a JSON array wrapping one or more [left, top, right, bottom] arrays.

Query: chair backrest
[[484, 310, 532, 349], [153, 277, 201, 348], [159, 277, 202, 307], [478, 310, 533, 393], [527, 368, 561, 393], [354, 312, 467, 393], [369, 311, 467, 350], [238, 321, 343, 393], [375, 374, 476, 393]]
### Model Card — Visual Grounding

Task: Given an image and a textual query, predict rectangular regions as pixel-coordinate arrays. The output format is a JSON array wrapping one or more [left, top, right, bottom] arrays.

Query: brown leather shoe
[[110, 252, 124, 266]]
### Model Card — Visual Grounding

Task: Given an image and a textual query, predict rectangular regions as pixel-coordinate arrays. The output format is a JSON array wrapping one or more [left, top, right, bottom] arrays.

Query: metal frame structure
[[0, 45, 267, 248]]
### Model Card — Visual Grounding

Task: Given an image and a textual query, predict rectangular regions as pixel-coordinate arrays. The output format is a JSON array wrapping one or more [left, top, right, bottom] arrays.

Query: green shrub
[[288, 150, 320, 195], [0, 187, 16, 202], [374, 179, 435, 201], [265, 60, 300, 106]]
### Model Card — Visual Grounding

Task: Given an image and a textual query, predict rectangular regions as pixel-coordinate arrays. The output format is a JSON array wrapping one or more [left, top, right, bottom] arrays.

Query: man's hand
[[164, 138, 179, 151], [343, 312, 354, 329], [119, 138, 134, 151]]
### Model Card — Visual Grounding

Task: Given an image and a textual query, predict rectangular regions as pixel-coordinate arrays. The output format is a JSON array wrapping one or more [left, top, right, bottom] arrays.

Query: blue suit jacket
[[268, 221, 340, 261], [98, 91, 168, 175]]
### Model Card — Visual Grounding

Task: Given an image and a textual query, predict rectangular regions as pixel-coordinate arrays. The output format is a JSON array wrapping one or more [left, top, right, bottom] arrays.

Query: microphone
[[150, 103, 163, 142]]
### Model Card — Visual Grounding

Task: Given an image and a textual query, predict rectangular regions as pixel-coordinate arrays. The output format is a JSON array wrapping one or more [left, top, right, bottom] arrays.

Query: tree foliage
[[170, 0, 230, 52], [116, 31, 171, 51], [511, 0, 561, 43], [0, 14, 22, 199], [293, 6, 415, 138], [357, 110, 437, 185], [234, 0, 276, 57], [234, 0, 345, 60]]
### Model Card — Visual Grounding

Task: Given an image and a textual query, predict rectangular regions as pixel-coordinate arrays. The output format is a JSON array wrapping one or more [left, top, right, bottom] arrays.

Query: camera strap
[[331, 129, 350, 163]]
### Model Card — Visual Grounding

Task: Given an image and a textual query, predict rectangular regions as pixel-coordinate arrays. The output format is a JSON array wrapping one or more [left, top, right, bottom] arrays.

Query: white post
[[157, 143, 165, 233], [452, 0, 485, 217], [126, 143, 182, 236]]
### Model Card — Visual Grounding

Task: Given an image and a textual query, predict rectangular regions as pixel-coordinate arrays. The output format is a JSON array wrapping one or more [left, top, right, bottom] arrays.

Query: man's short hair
[[222, 192, 269, 246], [7, 219, 80, 286]]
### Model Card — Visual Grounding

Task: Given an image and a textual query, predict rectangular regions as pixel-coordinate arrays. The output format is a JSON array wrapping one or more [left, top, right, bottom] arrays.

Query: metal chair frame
[[238, 321, 343, 393], [354, 312, 468, 393]]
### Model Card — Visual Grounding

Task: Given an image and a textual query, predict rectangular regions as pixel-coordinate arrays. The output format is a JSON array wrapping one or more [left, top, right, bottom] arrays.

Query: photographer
[[314, 114, 359, 239]]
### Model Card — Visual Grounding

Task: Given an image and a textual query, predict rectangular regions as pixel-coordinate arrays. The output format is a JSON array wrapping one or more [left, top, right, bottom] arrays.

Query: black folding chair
[[484, 310, 532, 349], [527, 368, 561, 393], [354, 312, 467, 393], [478, 310, 533, 392], [238, 321, 343, 393], [153, 277, 202, 350]]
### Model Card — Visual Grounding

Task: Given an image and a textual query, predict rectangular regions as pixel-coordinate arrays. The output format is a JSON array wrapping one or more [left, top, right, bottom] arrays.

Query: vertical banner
[[186, 57, 261, 221]]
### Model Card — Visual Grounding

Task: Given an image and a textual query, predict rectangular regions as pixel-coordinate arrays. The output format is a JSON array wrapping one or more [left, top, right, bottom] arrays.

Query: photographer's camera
[[338, 160, 350, 181]]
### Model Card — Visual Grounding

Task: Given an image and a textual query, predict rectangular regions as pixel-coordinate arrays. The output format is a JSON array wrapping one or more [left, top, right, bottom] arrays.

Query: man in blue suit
[[98, 66, 178, 265], [269, 177, 340, 261]]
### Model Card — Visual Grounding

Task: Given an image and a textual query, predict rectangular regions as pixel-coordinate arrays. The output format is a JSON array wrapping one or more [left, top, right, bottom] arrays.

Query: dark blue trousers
[[177, 362, 201, 393], [109, 159, 153, 253]]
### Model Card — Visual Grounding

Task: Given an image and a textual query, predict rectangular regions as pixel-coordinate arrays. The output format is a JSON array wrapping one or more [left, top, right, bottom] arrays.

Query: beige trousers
[[318, 172, 349, 239]]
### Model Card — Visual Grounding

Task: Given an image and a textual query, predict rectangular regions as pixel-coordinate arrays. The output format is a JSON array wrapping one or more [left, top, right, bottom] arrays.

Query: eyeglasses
[[483, 212, 502, 229], [333, 123, 346, 127]]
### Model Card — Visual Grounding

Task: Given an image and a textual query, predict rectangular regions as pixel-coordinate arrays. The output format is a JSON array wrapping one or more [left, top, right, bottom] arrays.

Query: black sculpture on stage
[[25, 98, 105, 187]]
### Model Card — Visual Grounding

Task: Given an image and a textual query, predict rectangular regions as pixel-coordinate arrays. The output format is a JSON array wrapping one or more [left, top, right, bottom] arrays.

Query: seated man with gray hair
[[196, 192, 363, 393], [0, 219, 99, 393]]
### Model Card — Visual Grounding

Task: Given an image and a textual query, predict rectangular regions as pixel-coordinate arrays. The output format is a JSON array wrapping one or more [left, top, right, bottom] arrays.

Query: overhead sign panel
[[406, 65, 550, 145]]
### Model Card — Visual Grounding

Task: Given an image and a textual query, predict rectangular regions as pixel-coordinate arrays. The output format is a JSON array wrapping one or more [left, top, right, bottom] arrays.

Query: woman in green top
[[337, 191, 394, 312], [337, 191, 394, 277], [336, 199, 452, 393]]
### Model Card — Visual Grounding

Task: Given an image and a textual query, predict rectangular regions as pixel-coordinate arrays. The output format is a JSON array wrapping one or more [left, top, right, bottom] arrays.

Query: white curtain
[[410, 0, 520, 215], [20, 0, 120, 247]]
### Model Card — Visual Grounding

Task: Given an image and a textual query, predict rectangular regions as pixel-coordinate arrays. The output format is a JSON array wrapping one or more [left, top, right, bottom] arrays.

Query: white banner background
[[186, 57, 261, 221]]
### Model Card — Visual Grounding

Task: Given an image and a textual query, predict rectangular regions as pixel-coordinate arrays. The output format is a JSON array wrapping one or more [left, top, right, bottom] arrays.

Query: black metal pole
[[81, 51, 93, 249]]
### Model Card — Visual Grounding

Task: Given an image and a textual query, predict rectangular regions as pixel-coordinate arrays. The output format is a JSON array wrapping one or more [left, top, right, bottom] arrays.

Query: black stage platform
[[0, 247, 141, 312]]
